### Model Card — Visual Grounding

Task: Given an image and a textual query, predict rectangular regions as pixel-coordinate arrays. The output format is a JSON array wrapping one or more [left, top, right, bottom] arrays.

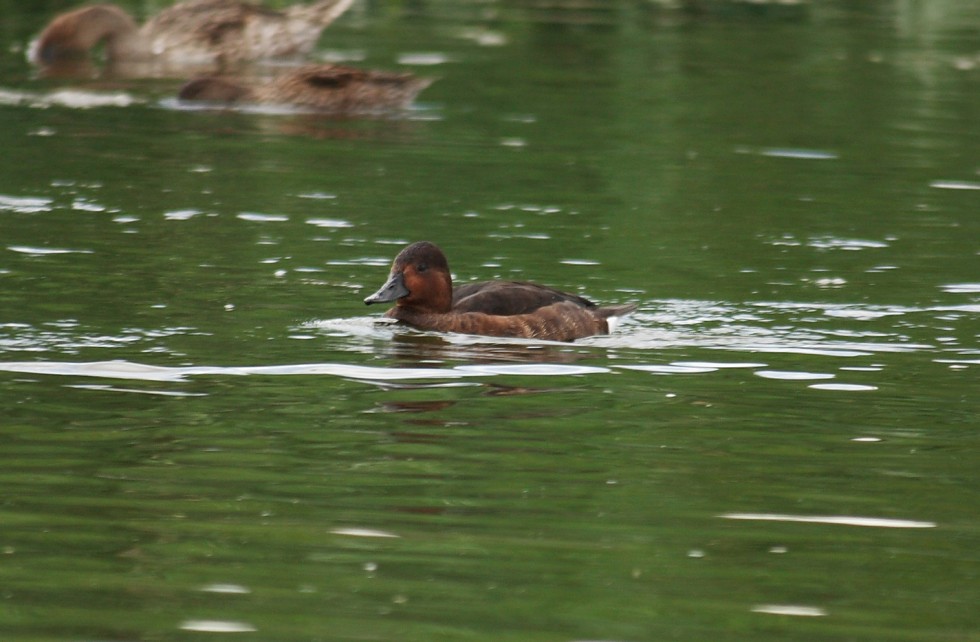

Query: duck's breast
[[394, 301, 608, 341]]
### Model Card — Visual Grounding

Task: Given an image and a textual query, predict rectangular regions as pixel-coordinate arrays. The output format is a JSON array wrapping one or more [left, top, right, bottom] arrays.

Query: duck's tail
[[597, 303, 638, 334]]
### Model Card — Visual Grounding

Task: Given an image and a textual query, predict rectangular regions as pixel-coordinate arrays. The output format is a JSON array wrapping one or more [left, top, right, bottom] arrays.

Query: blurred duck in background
[[29, 0, 355, 72], [178, 64, 433, 114]]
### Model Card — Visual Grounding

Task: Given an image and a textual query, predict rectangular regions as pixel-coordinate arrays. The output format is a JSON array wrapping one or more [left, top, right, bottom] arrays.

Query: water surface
[[1, 1, 978, 640]]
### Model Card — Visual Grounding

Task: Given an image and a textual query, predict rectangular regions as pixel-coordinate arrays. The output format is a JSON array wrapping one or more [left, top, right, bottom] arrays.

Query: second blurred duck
[[178, 64, 433, 114]]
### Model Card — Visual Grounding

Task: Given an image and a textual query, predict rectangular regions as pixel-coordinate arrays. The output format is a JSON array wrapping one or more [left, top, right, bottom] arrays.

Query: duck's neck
[[36, 5, 143, 63], [289, 0, 356, 25]]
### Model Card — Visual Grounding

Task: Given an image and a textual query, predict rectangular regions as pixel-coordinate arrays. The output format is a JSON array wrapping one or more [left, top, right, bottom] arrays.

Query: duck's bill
[[364, 272, 409, 304]]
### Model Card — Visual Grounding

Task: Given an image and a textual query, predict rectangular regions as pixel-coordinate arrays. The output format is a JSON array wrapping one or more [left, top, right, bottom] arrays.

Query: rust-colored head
[[364, 241, 453, 314]]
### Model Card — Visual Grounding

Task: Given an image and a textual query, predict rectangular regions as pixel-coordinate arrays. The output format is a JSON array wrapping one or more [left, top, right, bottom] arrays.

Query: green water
[[1, 1, 978, 640]]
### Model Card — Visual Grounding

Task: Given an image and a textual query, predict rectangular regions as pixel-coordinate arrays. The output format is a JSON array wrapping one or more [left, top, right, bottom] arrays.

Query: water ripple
[[0, 359, 603, 383], [180, 620, 256, 633], [720, 513, 936, 528], [0, 194, 52, 213], [752, 604, 827, 617], [8, 245, 93, 256], [0, 87, 141, 109]]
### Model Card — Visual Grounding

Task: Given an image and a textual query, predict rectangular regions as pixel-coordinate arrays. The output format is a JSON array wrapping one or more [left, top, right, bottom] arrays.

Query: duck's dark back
[[452, 281, 596, 316]]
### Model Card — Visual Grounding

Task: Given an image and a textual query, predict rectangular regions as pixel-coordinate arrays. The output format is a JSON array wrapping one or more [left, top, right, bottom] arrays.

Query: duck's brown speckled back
[[178, 64, 432, 113], [257, 65, 433, 112]]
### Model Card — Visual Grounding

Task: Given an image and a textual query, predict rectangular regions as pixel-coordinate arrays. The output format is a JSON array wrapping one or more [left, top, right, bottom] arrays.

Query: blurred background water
[[0, 1, 978, 640]]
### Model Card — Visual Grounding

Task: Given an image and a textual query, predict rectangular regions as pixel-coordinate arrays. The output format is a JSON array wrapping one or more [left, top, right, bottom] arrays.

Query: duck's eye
[[417, 262, 428, 273]]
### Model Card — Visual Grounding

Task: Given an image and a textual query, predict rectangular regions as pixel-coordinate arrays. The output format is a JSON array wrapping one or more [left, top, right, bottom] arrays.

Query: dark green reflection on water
[[1, 1, 978, 640], [3, 363, 975, 640]]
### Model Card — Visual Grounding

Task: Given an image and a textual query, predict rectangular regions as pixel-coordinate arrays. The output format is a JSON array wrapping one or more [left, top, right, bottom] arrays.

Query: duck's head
[[178, 76, 253, 103], [364, 241, 453, 313], [31, 5, 139, 65]]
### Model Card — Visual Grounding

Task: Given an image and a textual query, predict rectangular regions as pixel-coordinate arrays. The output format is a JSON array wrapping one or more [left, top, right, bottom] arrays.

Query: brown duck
[[364, 241, 637, 341], [30, 0, 354, 68], [178, 64, 433, 113]]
